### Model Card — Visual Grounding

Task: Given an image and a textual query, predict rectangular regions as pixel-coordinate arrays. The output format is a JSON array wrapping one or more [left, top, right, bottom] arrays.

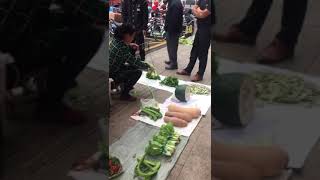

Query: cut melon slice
[[175, 85, 191, 102], [212, 73, 256, 127]]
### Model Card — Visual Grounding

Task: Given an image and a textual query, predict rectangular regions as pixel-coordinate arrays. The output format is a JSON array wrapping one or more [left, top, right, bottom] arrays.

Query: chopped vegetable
[[251, 71, 320, 105], [145, 123, 181, 157], [146, 69, 161, 80], [189, 84, 211, 95], [160, 76, 179, 87], [175, 85, 191, 102], [140, 106, 163, 121]]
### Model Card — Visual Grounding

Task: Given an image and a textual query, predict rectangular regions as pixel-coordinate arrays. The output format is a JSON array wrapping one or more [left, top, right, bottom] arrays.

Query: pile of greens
[[146, 69, 161, 80], [251, 71, 320, 104], [160, 76, 179, 87], [179, 38, 193, 45], [140, 106, 163, 121], [145, 123, 180, 157], [134, 123, 181, 180], [189, 84, 211, 95]]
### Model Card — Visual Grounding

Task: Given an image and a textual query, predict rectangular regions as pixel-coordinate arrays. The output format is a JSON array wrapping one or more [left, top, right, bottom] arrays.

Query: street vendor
[[177, 0, 211, 82], [122, 0, 149, 61], [109, 24, 150, 101]]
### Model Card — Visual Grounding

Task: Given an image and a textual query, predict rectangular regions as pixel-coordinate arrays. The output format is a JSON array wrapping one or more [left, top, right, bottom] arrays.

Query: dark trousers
[[166, 32, 180, 67], [239, 0, 308, 48], [134, 31, 146, 61], [14, 27, 103, 106], [185, 27, 211, 76], [111, 69, 142, 95]]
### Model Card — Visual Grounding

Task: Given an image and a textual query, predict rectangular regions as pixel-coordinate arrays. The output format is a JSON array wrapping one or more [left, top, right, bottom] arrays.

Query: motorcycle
[[182, 8, 195, 38]]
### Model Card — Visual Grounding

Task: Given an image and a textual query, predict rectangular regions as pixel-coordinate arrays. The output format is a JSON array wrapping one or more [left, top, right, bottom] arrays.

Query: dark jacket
[[0, 0, 105, 55], [121, 0, 148, 31], [164, 0, 183, 34]]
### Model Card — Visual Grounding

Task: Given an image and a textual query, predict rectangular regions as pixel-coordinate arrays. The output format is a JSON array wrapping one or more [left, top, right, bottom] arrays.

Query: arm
[[194, 7, 211, 19], [192, 0, 211, 19], [122, 46, 149, 70]]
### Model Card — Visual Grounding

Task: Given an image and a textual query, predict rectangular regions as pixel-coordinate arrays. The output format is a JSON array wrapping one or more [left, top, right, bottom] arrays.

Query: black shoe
[[164, 61, 171, 65], [165, 64, 178, 70]]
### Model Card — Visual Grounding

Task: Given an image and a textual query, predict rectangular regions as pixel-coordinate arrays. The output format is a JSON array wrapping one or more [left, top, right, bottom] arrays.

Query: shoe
[[258, 38, 294, 64], [165, 64, 178, 70], [164, 61, 171, 65], [176, 69, 191, 76], [213, 24, 256, 46], [191, 73, 203, 82], [120, 94, 137, 101]]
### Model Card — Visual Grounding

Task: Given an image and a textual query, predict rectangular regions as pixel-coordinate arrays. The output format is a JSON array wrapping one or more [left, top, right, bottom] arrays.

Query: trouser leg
[[184, 30, 200, 73], [197, 27, 211, 76], [166, 32, 179, 66], [276, 0, 308, 48], [238, 0, 273, 37]]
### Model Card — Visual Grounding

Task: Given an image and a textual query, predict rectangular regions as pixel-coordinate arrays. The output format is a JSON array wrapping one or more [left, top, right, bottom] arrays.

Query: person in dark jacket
[[177, 0, 211, 81], [0, 0, 105, 124], [109, 24, 150, 101], [164, 0, 183, 70], [122, 0, 149, 61]]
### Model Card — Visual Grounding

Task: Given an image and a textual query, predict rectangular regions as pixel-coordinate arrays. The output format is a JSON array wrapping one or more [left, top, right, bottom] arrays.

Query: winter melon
[[212, 73, 256, 127], [175, 85, 191, 102]]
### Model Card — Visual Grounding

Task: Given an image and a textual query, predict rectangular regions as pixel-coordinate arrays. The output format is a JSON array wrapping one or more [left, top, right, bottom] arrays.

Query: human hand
[[130, 43, 139, 50]]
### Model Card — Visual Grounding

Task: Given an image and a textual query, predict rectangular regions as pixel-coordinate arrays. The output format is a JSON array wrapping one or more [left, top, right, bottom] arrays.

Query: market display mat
[[109, 122, 188, 180], [213, 58, 320, 169]]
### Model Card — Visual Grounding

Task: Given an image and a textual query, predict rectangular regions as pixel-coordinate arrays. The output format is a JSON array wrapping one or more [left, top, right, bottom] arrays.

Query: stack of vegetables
[[146, 69, 161, 80], [160, 76, 179, 87], [251, 71, 320, 104], [139, 106, 163, 121], [189, 84, 211, 95], [135, 123, 181, 180], [135, 155, 161, 180], [108, 156, 123, 177], [145, 123, 181, 157], [164, 104, 201, 127]]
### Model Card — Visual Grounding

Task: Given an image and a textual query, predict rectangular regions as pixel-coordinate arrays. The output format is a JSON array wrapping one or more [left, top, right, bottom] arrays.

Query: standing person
[[213, 0, 308, 64], [122, 0, 149, 61], [164, 0, 183, 70], [177, 0, 211, 82]]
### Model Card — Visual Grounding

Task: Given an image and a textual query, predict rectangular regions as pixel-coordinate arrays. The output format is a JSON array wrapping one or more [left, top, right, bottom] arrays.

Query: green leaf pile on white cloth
[[250, 71, 320, 105]]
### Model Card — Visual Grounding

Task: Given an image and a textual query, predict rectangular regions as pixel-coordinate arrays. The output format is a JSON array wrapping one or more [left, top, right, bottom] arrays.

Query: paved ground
[[109, 44, 212, 180], [214, 0, 320, 179]]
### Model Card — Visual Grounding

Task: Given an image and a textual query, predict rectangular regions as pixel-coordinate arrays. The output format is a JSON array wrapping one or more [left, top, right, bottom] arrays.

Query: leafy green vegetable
[[145, 123, 181, 157], [179, 38, 193, 45], [251, 71, 320, 105], [146, 69, 161, 80], [189, 84, 211, 95], [160, 76, 179, 87]]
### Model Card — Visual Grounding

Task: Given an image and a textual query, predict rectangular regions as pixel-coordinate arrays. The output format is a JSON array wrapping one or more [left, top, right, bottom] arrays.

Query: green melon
[[212, 73, 256, 127], [175, 85, 191, 102]]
